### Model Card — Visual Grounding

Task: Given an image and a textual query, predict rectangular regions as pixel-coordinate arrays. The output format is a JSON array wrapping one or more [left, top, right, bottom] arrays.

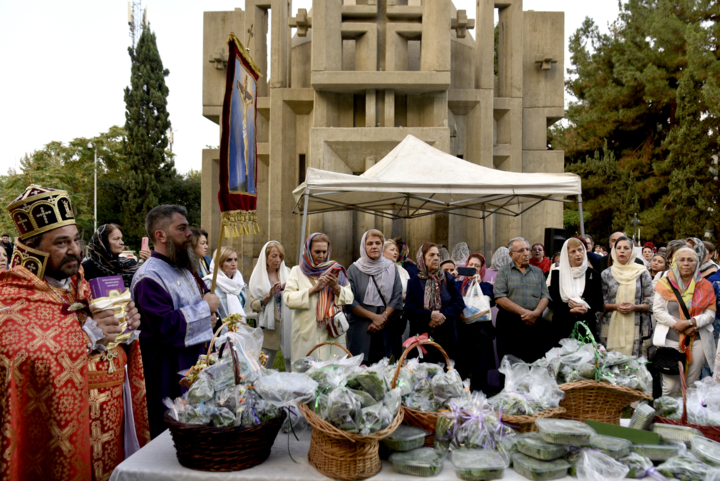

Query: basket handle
[[391, 339, 450, 389], [207, 318, 249, 359], [679, 361, 688, 425], [306, 341, 352, 358]]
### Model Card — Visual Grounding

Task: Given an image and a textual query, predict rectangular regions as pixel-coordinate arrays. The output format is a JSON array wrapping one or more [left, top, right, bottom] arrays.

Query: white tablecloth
[[109, 427, 570, 481]]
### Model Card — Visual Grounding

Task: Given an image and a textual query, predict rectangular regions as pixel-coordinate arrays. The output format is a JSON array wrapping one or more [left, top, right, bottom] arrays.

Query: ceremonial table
[[109, 425, 587, 481]]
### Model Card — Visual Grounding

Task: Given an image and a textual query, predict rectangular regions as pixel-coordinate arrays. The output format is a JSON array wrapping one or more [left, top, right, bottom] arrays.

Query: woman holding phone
[[283, 233, 354, 365], [82, 223, 151, 288]]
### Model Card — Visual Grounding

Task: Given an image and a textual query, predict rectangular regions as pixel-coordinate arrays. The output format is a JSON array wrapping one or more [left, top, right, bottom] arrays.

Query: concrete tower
[[201, 0, 565, 271]]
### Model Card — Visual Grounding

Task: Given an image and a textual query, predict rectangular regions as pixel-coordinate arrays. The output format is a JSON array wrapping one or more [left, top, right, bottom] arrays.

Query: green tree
[[123, 27, 173, 244], [157, 169, 202, 228], [553, 0, 720, 243]]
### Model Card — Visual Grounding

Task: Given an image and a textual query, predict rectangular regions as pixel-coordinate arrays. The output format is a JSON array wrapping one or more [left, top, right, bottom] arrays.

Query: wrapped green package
[[452, 449, 508, 481], [211, 406, 236, 427], [323, 386, 361, 433], [535, 419, 596, 445], [618, 452, 653, 478], [360, 402, 383, 435], [657, 453, 711, 481], [430, 364, 464, 404], [691, 435, 720, 466], [654, 396, 682, 420], [629, 443, 684, 462], [348, 388, 377, 408], [588, 435, 632, 459], [292, 355, 317, 373], [187, 375, 214, 404], [347, 369, 387, 401], [651, 423, 703, 447], [512, 453, 570, 481], [390, 447, 446, 477], [381, 425, 429, 452], [516, 433, 569, 461], [629, 402, 656, 430]]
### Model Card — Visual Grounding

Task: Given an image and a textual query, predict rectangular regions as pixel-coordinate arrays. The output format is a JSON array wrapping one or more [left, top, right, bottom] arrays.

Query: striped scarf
[[300, 233, 348, 327]]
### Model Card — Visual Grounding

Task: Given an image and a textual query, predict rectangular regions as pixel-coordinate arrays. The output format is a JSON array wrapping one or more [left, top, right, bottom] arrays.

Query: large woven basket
[[558, 380, 652, 424], [166, 319, 284, 471], [301, 342, 403, 481], [655, 362, 720, 442], [501, 407, 568, 433], [391, 339, 450, 446]]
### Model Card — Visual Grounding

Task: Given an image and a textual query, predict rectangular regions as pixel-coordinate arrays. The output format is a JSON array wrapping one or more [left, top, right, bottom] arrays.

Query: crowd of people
[[3, 183, 720, 480]]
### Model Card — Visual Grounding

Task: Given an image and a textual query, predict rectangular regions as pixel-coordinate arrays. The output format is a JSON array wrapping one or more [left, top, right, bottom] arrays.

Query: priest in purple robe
[[131, 205, 220, 438]]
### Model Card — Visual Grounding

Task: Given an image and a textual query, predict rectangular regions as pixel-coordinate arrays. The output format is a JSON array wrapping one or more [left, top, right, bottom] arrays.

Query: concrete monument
[[202, 0, 565, 270]]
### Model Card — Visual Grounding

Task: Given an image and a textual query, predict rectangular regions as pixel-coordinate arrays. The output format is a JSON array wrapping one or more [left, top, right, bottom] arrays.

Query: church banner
[[218, 33, 262, 236]]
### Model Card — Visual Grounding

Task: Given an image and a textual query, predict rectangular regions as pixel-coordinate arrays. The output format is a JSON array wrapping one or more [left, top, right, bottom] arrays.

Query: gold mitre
[[7, 184, 76, 240]]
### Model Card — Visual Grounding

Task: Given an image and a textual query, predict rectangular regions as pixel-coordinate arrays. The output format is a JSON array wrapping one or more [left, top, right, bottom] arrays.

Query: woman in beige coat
[[283, 233, 354, 367]]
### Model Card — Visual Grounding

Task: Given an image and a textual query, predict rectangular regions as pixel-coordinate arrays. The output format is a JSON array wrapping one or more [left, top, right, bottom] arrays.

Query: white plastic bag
[[576, 449, 629, 481], [462, 281, 491, 323]]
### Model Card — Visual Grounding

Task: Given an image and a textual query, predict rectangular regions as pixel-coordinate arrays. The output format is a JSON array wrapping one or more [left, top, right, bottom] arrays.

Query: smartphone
[[141, 237, 149, 251], [456, 267, 477, 277]]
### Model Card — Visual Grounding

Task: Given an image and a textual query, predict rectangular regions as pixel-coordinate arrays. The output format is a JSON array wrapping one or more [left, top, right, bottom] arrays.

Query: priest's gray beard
[[165, 236, 200, 273]]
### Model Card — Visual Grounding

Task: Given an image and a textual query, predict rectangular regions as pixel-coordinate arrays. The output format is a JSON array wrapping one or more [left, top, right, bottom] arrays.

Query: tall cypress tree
[[123, 28, 172, 242]]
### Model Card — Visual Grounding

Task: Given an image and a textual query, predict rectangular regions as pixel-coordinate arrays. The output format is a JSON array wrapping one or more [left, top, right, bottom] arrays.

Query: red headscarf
[[460, 253, 486, 296], [529, 243, 552, 273]]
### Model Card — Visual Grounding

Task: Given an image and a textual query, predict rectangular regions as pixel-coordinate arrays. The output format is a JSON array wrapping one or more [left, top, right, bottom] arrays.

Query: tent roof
[[292, 135, 582, 220]]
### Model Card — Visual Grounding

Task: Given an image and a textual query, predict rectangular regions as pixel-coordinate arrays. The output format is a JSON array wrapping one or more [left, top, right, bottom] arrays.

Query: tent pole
[[577, 194, 585, 237], [298, 190, 310, 262], [483, 215, 487, 260]]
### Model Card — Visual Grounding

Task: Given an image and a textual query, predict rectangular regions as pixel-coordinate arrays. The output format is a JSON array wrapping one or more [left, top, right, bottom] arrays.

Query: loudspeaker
[[544, 228, 568, 257]]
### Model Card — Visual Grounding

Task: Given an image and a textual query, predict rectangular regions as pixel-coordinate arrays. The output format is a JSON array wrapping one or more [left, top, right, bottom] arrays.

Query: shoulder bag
[[648, 284, 691, 375]]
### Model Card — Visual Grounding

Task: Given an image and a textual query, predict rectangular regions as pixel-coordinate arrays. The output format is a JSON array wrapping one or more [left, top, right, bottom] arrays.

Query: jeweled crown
[[7, 185, 76, 240]]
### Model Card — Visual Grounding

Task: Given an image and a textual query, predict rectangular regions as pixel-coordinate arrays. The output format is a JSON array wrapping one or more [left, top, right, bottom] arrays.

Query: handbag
[[649, 284, 693, 375]]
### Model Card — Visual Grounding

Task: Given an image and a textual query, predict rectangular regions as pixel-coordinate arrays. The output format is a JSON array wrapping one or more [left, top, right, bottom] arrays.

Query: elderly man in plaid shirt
[[495, 237, 552, 363]]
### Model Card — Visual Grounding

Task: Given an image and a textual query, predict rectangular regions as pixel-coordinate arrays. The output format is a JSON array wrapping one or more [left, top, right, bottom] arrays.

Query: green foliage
[[157, 169, 202, 228], [563, 208, 591, 234], [0, 126, 128, 240], [123, 27, 173, 245], [553, 0, 720, 243]]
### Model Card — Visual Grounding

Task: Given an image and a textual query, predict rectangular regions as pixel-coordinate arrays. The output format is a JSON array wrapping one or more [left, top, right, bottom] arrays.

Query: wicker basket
[[654, 362, 720, 442], [391, 339, 451, 446], [301, 342, 403, 481], [501, 407, 568, 433], [166, 319, 285, 471], [558, 380, 652, 424]]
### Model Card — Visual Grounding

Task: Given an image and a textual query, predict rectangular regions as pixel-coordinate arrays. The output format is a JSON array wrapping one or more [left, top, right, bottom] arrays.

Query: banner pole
[[210, 220, 226, 293]]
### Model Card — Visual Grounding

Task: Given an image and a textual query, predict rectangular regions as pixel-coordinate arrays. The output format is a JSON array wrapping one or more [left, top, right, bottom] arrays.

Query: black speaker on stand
[[544, 228, 568, 258]]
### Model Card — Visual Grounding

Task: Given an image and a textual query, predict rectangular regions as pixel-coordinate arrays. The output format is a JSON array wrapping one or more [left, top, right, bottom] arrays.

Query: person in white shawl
[[203, 246, 248, 322], [547, 237, 604, 342], [249, 241, 293, 373]]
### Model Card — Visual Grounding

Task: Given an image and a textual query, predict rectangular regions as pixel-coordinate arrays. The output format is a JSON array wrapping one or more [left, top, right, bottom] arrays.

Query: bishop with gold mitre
[[0, 185, 150, 481]]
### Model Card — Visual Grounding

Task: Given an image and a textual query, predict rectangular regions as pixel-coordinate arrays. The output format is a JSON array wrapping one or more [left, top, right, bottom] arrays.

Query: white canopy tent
[[292, 135, 585, 258]]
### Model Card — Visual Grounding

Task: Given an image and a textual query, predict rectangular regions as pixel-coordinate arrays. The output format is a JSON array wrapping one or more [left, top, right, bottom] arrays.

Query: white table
[[110, 427, 571, 481]]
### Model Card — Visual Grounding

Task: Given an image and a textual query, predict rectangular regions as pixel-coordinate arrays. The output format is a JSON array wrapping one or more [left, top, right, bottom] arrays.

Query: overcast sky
[[0, 1, 619, 175]]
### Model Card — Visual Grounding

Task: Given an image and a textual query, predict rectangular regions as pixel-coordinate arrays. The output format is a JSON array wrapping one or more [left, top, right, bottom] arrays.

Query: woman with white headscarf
[[599, 236, 654, 357], [249, 241, 293, 372], [548, 237, 603, 343], [203, 246, 248, 323], [346, 229, 403, 363]]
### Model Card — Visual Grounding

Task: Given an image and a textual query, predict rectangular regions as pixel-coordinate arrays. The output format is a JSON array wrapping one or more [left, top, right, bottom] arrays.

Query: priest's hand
[[95, 309, 122, 344], [204, 292, 220, 313], [125, 301, 141, 330]]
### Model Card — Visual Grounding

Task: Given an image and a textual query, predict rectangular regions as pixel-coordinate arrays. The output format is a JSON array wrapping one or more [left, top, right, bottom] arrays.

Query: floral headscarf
[[416, 242, 443, 310]]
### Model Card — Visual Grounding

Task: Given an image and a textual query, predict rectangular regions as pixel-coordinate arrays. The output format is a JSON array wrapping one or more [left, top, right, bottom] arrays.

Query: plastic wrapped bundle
[[389, 447, 446, 477], [588, 435, 632, 459], [488, 356, 564, 416], [430, 361, 464, 404], [618, 453, 654, 479], [629, 442, 685, 462], [512, 453, 570, 481], [187, 374, 214, 404], [686, 378, 720, 426], [657, 453, 711, 481], [381, 425, 429, 452], [654, 396, 682, 420], [691, 436, 720, 466], [347, 368, 387, 401], [575, 449, 629, 481], [707, 468, 720, 481], [292, 355, 317, 373], [535, 419, 596, 445], [253, 371, 318, 408], [210, 406, 236, 427], [452, 449, 508, 481], [404, 392, 440, 412], [516, 433, 569, 461], [651, 423, 704, 447], [323, 386, 362, 433], [629, 402, 656, 430]]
